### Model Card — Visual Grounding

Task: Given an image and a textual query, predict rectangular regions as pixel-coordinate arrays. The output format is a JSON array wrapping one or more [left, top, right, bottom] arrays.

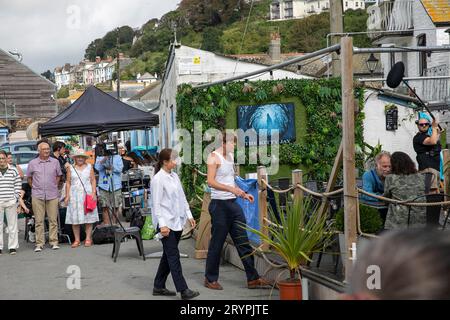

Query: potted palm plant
[[244, 198, 334, 300]]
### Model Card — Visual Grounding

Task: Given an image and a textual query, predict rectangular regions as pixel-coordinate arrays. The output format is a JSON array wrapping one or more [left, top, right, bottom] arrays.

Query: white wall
[[363, 90, 450, 168], [364, 91, 418, 164]]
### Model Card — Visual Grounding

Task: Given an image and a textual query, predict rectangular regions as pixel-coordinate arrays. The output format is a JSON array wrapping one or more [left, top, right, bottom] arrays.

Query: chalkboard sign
[[386, 107, 398, 131]]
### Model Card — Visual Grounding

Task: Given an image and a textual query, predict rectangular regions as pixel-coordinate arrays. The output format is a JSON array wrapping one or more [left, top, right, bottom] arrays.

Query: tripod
[[103, 156, 126, 232]]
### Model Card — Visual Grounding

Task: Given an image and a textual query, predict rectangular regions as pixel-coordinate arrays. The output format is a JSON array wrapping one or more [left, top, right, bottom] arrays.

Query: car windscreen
[[14, 145, 36, 152], [16, 153, 38, 165]]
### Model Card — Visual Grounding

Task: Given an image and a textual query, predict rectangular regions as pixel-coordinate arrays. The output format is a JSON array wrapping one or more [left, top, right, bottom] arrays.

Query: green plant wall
[[176, 78, 365, 214]]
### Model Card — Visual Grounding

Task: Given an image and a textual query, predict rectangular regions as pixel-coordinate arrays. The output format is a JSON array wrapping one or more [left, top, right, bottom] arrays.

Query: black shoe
[[153, 288, 177, 296], [181, 289, 200, 300], [9, 249, 16, 255], [0, 249, 2, 255]]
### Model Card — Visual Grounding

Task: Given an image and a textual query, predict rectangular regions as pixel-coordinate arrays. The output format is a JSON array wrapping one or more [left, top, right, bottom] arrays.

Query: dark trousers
[[378, 208, 388, 229], [154, 230, 188, 292], [205, 199, 259, 282], [426, 194, 443, 227]]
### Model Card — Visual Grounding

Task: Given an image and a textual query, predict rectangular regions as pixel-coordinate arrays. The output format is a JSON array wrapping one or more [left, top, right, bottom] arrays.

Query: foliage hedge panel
[[176, 78, 365, 217]]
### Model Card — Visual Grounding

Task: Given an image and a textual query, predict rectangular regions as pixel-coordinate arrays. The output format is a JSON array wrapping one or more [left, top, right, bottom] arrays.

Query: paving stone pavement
[[0, 220, 279, 300]]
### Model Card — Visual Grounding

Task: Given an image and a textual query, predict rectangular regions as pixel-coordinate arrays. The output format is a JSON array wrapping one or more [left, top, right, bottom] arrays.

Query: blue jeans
[[205, 199, 259, 282]]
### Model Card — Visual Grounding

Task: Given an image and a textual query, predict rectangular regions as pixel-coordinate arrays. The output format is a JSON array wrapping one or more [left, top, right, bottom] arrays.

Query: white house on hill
[[270, 0, 368, 21]]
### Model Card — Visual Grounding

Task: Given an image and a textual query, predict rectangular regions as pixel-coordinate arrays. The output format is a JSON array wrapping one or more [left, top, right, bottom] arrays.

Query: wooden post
[[257, 166, 269, 251], [234, 164, 240, 177], [194, 191, 212, 259], [330, 0, 343, 76], [319, 140, 343, 217], [443, 149, 449, 196], [292, 169, 303, 206], [341, 37, 358, 283]]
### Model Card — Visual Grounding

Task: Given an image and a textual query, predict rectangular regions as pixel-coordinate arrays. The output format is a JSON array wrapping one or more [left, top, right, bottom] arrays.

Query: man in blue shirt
[[95, 154, 123, 225], [361, 151, 391, 226]]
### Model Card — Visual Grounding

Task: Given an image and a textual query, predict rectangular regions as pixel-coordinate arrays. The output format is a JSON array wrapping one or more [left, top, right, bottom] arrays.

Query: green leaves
[[255, 87, 268, 101], [243, 198, 335, 279], [176, 79, 365, 205]]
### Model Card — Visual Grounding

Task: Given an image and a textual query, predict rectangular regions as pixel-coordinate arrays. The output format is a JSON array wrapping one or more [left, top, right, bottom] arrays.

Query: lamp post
[[366, 53, 379, 74], [116, 27, 121, 101]]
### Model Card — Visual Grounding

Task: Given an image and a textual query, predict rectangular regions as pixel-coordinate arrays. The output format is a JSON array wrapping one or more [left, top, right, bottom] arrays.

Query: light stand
[[106, 155, 126, 232]]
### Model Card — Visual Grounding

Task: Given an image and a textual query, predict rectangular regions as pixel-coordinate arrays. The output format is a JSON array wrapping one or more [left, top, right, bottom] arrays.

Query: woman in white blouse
[[151, 148, 199, 300]]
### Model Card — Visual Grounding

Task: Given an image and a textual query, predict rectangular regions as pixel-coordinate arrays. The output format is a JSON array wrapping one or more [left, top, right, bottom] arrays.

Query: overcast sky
[[0, 0, 180, 74]]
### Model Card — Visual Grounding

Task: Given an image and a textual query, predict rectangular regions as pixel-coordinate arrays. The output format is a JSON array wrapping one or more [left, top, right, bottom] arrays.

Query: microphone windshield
[[386, 61, 405, 88]]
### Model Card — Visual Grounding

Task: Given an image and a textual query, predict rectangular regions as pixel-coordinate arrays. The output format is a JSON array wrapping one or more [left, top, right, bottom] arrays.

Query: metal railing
[[404, 64, 450, 102], [367, 0, 414, 39]]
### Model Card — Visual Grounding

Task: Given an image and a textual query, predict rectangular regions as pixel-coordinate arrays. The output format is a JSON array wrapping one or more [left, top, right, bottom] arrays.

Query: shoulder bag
[[71, 164, 97, 214]]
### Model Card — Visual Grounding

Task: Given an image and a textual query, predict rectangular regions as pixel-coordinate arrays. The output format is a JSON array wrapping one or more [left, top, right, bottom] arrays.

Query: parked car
[[1, 140, 38, 153], [10, 151, 38, 178]]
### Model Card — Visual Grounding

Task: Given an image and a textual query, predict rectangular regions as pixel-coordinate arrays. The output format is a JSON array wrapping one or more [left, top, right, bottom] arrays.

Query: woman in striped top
[[0, 150, 22, 255]]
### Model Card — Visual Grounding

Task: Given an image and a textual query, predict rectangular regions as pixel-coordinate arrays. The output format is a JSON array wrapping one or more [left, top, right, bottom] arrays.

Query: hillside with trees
[[84, 0, 371, 80]]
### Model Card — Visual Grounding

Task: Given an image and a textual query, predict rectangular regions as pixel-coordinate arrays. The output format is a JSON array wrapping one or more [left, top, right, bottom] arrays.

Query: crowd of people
[[0, 138, 156, 255]]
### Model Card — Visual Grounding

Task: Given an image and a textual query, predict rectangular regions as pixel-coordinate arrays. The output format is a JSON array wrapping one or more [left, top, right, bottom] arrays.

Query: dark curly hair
[[390, 151, 417, 175]]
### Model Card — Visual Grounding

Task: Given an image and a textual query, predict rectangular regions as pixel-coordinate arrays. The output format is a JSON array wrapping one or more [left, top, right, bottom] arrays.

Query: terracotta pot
[[278, 279, 302, 300]]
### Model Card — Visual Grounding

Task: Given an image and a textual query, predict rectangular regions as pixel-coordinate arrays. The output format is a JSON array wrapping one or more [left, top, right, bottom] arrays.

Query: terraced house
[[269, 0, 372, 20]]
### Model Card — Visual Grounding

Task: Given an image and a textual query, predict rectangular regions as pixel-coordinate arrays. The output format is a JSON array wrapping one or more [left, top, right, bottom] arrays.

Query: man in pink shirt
[[27, 140, 62, 252]]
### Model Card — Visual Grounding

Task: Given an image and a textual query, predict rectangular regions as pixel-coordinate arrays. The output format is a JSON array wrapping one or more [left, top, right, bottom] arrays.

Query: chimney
[[269, 32, 281, 62], [95, 56, 101, 63], [64, 63, 71, 71]]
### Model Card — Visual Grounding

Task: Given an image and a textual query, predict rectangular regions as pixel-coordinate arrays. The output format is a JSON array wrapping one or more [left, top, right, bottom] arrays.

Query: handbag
[[71, 164, 97, 214], [92, 224, 117, 244]]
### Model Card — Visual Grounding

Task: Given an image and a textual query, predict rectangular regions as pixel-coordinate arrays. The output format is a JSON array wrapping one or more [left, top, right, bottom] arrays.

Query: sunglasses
[[418, 123, 430, 127]]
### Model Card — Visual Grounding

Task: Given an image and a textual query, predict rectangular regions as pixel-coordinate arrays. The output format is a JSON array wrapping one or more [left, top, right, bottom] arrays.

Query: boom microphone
[[386, 61, 405, 89], [386, 61, 442, 130]]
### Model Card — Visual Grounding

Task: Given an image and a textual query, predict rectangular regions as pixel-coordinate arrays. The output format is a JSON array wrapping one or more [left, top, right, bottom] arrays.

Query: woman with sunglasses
[[412, 112, 442, 227], [413, 112, 441, 174]]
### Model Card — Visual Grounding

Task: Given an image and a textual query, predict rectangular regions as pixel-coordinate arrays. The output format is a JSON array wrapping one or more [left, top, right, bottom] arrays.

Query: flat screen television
[[237, 102, 296, 146]]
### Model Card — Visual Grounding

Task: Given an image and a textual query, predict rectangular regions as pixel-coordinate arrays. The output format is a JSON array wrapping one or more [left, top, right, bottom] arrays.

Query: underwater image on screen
[[237, 103, 296, 146]]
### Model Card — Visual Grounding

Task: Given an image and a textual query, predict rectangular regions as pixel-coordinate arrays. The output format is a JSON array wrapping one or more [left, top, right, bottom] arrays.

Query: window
[[346, 1, 348, 8], [16, 153, 38, 165], [390, 52, 396, 68], [417, 34, 427, 76], [356, 2, 359, 7], [170, 105, 175, 136]]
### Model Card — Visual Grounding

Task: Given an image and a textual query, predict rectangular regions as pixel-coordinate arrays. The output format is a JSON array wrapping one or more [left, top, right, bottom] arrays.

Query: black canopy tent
[[39, 86, 159, 137]]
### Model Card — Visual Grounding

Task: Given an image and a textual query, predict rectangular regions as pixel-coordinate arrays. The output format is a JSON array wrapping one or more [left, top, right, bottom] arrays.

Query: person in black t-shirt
[[413, 112, 441, 173], [412, 112, 442, 227], [51, 141, 68, 182]]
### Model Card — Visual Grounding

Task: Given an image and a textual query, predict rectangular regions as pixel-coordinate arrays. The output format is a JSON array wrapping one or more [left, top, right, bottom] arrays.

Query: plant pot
[[278, 279, 302, 300]]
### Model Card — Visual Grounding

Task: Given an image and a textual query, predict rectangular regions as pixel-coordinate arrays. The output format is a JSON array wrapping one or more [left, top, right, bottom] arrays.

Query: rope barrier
[[296, 184, 344, 198], [193, 168, 207, 177], [193, 168, 450, 207], [260, 179, 295, 193], [357, 188, 450, 207]]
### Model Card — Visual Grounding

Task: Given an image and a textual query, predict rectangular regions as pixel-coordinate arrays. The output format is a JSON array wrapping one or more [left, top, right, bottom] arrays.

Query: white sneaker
[[34, 246, 42, 252], [52, 245, 60, 250]]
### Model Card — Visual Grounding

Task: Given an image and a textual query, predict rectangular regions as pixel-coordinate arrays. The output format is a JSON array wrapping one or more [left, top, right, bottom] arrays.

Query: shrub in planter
[[334, 204, 383, 234]]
